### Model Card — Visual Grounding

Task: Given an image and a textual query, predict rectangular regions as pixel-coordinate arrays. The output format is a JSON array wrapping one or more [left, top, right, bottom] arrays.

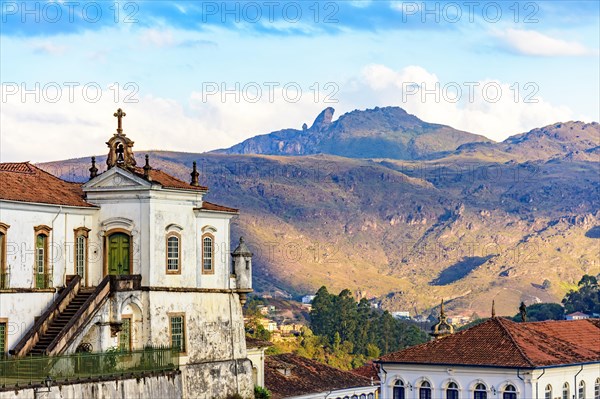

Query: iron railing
[[0, 346, 179, 390]]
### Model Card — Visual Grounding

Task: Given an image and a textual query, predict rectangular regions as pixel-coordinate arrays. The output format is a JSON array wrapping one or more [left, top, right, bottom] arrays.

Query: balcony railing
[[0, 346, 179, 390]]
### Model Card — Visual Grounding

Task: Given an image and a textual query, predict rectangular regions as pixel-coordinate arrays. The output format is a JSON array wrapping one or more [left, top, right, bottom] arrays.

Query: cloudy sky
[[1, 0, 598, 162]]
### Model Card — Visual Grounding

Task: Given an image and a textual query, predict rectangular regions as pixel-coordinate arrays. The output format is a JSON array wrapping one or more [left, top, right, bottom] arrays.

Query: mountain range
[[40, 107, 600, 317]]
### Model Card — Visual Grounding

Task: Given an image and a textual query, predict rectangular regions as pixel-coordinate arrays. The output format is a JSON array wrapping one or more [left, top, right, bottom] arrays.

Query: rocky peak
[[310, 107, 335, 131]]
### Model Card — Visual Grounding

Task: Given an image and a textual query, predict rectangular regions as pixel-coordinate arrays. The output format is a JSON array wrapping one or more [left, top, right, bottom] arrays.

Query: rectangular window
[[35, 234, 48, 288], [202, 235, 213, 273], [0, 232, 6, 289], [76, 235, 86, 279], [166, 235, 180, 273], [119, 317, 131, 352], [170, 314, 186, 353], [0, 320, 7, 356]]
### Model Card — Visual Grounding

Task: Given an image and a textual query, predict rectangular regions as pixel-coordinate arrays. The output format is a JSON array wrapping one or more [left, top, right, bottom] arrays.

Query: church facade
[[0, 109, 255, 398]]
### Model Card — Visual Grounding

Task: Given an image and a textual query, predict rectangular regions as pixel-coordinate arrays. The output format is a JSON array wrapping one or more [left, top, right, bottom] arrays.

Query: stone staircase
[[28, 288, 96, 356]]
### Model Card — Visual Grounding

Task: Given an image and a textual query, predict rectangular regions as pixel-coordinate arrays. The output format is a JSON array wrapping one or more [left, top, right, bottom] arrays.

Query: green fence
[[0, 346, 179, 389]]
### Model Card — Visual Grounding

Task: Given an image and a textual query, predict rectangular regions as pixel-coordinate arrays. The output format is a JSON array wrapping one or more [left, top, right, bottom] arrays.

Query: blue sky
[[1, 1, 599, 162]]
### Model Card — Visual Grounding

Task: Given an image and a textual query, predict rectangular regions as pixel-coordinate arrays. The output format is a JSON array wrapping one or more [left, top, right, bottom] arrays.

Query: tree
[[310, 286, 335, 338], [562, 274, 600, 315]]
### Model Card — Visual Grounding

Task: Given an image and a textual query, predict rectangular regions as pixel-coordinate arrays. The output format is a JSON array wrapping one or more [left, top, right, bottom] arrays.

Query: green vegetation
[[562, 275, 600, 315], [306, 286, 428, 369], [244, 298, 272, 341], [254, 386, 271, 399], [511, 303, 565, 322]]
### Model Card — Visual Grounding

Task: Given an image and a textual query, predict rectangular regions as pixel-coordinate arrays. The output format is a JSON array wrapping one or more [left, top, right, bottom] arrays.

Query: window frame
[[447, 382, 460, 399], [0, 223, 9, 289], [545, 385, 552, 399], [594, 378, 600, 399], [168, 312, 187, 355], [580, 381, 586, 399], [165, 232, 181, 274], [563, 383, 570, 399], [503, 384, 517, 399], [474, 383, 488, 399], [393, 379, 406, 399], [119, 314, 133, 352], [73, 227, 90, 285], [420, 381, 432, 399], [0, 318, 7, 357], [201, 232, 215, 275], [34, 225, 52, 289]]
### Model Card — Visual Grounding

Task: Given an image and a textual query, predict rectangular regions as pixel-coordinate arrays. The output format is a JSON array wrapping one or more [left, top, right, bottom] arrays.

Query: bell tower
[[106, 108, 136, 170]]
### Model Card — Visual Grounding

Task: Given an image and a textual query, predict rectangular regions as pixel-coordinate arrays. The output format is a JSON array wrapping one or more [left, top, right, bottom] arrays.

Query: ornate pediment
[[82, 167, 151, 191]]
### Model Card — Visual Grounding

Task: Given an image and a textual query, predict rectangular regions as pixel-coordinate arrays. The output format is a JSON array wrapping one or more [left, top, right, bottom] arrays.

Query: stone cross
[[114, 108, 126, 134]]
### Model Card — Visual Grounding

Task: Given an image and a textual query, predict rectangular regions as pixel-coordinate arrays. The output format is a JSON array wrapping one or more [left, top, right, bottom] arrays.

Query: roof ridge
[[494, 317, 535, 367]]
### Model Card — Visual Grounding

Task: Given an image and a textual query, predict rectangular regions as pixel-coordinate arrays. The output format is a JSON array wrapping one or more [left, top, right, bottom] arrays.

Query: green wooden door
[[108, 233, 130, 275]]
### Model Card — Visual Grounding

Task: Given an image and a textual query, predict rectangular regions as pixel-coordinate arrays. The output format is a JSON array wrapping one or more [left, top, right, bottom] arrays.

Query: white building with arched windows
[[377, 317, 600, 399], [0, 109, 255, 398]]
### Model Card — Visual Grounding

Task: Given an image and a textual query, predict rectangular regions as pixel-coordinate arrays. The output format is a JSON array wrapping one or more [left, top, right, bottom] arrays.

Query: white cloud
[[354, 64, 579, 141], [0, 64, 591, 162], [31, 42, 67, 56], [492, 29, 595, 57]]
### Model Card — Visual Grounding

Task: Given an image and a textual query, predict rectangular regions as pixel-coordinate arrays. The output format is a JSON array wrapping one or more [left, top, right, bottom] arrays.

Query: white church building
[[0, 109, 255, 398]]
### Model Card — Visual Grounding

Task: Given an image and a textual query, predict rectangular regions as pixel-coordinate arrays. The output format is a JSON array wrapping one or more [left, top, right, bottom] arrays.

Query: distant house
[[265, 353, 379, 399], [302, 295, 316, 304], [259, 318, 278, 332], [377, 317, 600, 399], [566, 311, 590, 320], [391, 311, 410, 319]]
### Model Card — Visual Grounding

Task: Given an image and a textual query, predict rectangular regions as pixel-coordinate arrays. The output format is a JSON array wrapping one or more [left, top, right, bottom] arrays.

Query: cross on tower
[[114, 108, 126, 134]]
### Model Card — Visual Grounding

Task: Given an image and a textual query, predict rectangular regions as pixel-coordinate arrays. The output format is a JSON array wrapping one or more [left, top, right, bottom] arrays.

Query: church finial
[[143, 154, 152, 180], [190, 161, 200, 186], [519, 302, 527, 322], [491, 300, 496, 318], [89, 156, 98, 179], [439, 299, 446, 319], [114, 108, 126, 135], [430, 299, 454, 339]]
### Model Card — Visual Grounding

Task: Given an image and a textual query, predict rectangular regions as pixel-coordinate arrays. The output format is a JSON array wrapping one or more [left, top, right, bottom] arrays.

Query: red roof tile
[[131, 167, 208, 191], [246, 337, 273, 349], [378, 318, 600, 368], [352, 361, 380, 382], [195, 201, 239, 214], [0, 162, 95, 208], [265, 353, 374, 399]]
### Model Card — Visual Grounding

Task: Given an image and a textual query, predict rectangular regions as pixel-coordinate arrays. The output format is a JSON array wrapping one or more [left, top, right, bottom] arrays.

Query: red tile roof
[[130, 167, 208, 191], [0, 162, 95, 208], [352, 361, 380, 382], [265, 353, 374, 399], [245, 337, 273, 349], [378, 318, 600, 368], [195, 201, 239, 214]]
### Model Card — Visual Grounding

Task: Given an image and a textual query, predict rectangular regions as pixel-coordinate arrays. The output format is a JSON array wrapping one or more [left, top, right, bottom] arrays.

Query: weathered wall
[[0, 373, 182, 399], [181, 359, 254, 399]]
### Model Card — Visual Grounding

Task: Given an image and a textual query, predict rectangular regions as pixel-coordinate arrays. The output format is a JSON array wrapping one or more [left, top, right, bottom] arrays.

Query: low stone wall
[[0, 372, 182, 399], [182, 359, 254, 399]]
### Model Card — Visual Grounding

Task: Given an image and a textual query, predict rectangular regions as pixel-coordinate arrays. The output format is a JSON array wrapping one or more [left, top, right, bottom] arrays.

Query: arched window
[[166, 233, 181, 273], [351, 396, 358, 399], [202, 233, 214, 274], [564, 383, 571, 399], [579, 381, 586, 399], [420, 381, 432, 399], [447, 382, 459, 399], [393, 380, 405, 399], [475, 383, 488, 399], [360, 395, 366, 399], [368, 394, 374, 399], [546, 385, 553, 399], [503, 384, 517, 399], [594, 378, 600, 399]]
